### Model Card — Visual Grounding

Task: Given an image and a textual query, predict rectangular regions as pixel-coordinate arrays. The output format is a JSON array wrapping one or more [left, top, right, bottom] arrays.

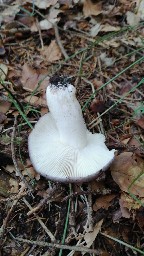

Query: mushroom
[[28, 75, 115, 183]]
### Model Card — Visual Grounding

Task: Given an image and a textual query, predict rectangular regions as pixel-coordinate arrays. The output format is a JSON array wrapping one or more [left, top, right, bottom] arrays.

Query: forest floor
[[0, 0, 144, 255]]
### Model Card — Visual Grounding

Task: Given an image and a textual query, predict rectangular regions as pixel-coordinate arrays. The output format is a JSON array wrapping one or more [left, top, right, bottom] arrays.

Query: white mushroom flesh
[[28, 76, 115, 182]]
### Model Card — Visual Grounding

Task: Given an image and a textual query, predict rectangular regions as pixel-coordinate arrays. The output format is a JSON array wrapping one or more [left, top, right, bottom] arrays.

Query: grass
[[1, 4, 144, 255], [101, 232, 144, 255]]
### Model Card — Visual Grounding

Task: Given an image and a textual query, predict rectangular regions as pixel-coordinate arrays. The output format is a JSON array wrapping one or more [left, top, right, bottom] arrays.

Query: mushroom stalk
[[46, 81, 87, 149], [28, 75, 115, 183]]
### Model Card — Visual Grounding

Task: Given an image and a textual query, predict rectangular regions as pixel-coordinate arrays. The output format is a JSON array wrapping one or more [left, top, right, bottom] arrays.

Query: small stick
[[23, 197, 55, 242], [36, 18, 44, 49], [27, 186, 63, 216], [15, 237, 100, 254], [84, 183, 93, 232], [53, 23, 69, 60], [11, 116, 33, 192], [0, 186, 25, 241]]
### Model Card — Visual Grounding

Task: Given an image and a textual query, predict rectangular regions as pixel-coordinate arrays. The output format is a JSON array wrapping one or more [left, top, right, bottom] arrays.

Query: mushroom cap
[[28, 112, 115, 183]]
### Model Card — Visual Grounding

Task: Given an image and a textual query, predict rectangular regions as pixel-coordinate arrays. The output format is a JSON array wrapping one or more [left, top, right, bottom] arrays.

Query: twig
[[27, 185, 63, 216], [36, 18, 44, 49], [15, 237, 100, 254], [23, 197, 55, 242], [53, 23, 69, 60], [0, 186, 25, 242], [11, 116, 33, 192], [0, 192, 27, 202], [84, 183, 93, 233]]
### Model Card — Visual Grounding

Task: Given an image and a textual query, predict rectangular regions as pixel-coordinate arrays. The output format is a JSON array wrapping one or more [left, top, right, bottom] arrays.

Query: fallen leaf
[[126, 1, 144, 25], [39, 19, 53, 30], [0, 112, 6, 123], [41, 41, 62, 62], [111, 152, 144, 197], [120, 193, 144, 211], [39, 6, 62, 30], [100, 52, 115, 67], [90, 99, 106, 114], [93, 194, 116, 211], [9, 178, 19, 193], [126, 11, 140, 26], [136, 208, 144, 229], [112, 208, 123, 223], [0, 100, 11, 113], [22, 166, 40, 181], [101, 24, 120, 32], [0, 134, 11, 145], [0, 4, 20, 23], [84, 219, 103, 247], [27, 0, 58, 9], [20, 63, 49, 92], [119, 200, 131, 219], [24, 94, 46, 106], [5, 165, 15, 174], [136, 0, 144, 20], [136, 117, 144, 130], [90, 23, 101, 37], [0, 63, 8, 80], [83, 0, 102, 17], [0, 38, 5, 56]]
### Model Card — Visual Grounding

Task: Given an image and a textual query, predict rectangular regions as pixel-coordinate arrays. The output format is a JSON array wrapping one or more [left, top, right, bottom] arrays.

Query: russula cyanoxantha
[[28, 76, 115, 182]]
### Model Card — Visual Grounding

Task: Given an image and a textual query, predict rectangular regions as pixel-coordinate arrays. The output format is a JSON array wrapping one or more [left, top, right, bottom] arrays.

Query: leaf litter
[[0, 0, 144, 255]]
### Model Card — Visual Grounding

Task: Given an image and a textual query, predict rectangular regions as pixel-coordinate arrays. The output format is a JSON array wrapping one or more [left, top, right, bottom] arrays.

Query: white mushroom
[[28, 76, 115, 182]]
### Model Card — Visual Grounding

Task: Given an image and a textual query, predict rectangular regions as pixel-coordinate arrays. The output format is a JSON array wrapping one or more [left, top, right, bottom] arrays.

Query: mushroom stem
[[46, 81, 87, 149]]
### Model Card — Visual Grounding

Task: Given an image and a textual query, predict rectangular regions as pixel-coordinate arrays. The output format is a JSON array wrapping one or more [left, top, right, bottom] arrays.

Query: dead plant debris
[[0, 0, 144, 255]]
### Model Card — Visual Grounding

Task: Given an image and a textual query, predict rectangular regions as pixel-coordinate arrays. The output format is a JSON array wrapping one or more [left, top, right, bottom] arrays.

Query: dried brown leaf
[[0, 63, 8, 81], [41, 41, 62, 62], [83, 0, 102, 17], [21, 63, 49, 92], [0, 100, 11, 114], [24, 94, 46, 106], [27, 0, 58, 9], [0, 112, 6, 124], [111, 152, 144, 197], [136, 117, 144, 130], [93, 194, 116, 211], [120, 193, 144, 211], [101, 24, 120, 32], [84, 219, 103, 247], [9, 178, 19, 193], [90, 99, 106, 114]]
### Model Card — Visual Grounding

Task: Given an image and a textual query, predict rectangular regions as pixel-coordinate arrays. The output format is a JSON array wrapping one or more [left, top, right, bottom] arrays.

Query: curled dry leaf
[[20, 63, 49, 92], [9, 178, 19, 194], [93, 194, 117, 211], [136, 117, 144, 130], [38, 6, 62, 30], [0, 4, 20, 23], [0, 100, 11, 113], [24, 94, 47, 106], [0, 63, 8, 81], [0, 113, 6, 124], [101, 24, 120, 32], [90, 23, 101, 37], [22, 166, 40, 181], [41, 40, 62, 62], [126, 0, 144, 26], [90, 99, 106, 114], [100, 52, 115, 67], [83, 0, 102, 17], [27, 0, 58, 9], [120, 193, 144, 212], [110, 152, 144, 197], [84, 219, 103, 247]]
